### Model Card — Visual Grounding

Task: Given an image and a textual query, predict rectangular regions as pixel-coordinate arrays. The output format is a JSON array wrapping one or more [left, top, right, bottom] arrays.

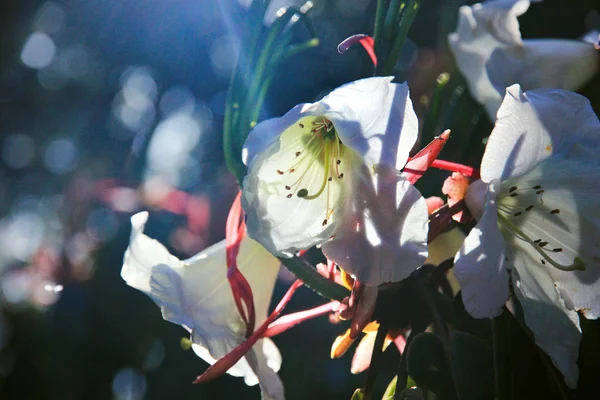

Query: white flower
[[241, 77, 429, 286], [454, 84, 600, 388], [449, 0, 599, 119], [122, 212, 284, 400]]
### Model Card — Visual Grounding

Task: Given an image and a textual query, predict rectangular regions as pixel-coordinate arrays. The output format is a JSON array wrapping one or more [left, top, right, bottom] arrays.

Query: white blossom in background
[[122, 212, 284, 399], [454, 84, 600, 388], [449, 0, 599, 119], [242, 77, 428, 286]]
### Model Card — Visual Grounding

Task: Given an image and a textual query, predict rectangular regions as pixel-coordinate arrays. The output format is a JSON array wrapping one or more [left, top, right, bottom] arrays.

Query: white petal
[[121, 214, 282, 384], [511, 265, 580, 388], [191, 338, 282, 384], [454, 184, 509, 318], [243, 104, 306, 168], [121, 211, 182, 294], [464, 179, 489, 221], [486, 39, 599, 98], [448, 1, 530, 118], [481, 85, 596, 182], [307, 77, 419, 170], [246, 345, 285, 400], [322, 173, 428, 286], [500, 156, 600, 319], [242, 118, 355, 257]]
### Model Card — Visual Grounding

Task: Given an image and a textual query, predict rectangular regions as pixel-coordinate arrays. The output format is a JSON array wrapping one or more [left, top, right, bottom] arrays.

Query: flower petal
[[481, 85, 596, 182], [308, 77, 419, 170], [501, 156, 600, 320], [322, 172, 428, 286], [448, 0, 530, 118], [486, 39, 599, 99], [121, 212, 281, 386], [511, 264, 581, 388], [245, 345, 285, 400], [454, 183, 509, 318], [121, 211, 181, 294]]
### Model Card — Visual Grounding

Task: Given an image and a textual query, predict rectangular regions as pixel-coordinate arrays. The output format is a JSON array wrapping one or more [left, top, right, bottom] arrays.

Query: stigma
[[274, 116, 349, 226]]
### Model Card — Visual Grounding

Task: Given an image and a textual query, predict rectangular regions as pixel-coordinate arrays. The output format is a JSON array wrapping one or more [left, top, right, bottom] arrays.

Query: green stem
[[373, 0, 386, 73], [421, 72, 450, 145], [280, 257, 348, 301], [381, 0, 422, 76], [492, 312, 513, 400], [383, 0, 403, 40]]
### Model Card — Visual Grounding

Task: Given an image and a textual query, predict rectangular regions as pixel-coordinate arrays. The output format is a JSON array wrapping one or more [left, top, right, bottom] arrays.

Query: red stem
[[193, 280, 304, 384]]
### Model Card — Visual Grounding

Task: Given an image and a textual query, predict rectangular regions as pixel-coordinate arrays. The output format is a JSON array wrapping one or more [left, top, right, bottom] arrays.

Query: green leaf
[[352, 388, 365, 400], [406, 332, 455, 398], [450, 331, 494, 400]]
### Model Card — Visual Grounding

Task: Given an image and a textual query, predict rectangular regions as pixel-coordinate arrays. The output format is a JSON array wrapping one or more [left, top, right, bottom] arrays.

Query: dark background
[[1, 0, 599, 399]]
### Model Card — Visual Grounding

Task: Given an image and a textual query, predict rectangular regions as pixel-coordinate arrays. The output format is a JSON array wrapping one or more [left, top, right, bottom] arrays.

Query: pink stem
[[263, 301, 337, 337], [429, 159, 477, 178]]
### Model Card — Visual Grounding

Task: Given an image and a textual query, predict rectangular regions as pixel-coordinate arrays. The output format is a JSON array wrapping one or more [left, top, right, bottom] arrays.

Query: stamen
[[525, 205, 534, 211], [277, 169, 284, 175], [509, 186, 518, 193], [536, 189, 544, 195], [550, 209, 560, 215], [497, 213, 586, 272], [532, 185, 542, 190], [514, 212, 522, 217], [509, 193, 518, 197]]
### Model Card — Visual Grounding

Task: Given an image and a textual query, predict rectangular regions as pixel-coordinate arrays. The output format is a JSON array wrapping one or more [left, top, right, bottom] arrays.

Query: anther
[[550, 209, 560, 214], [328, 177, 332, 181], [541, 259, 546, 265], [322, 219, 328, 226], [285, 185, 291, 190], [295, 151, 301, 157], [290, 168, 295, 173], [510, 193, 518, 197], [297, 189, 308, 198], [526, 205, 534, 211], [536, 189, 544, 194], [538, 241, 548, 247], [534, 239, 541, 244], [532, 185, 542, 190], [338, 173, 344, 179], [299, 123, 304, 128], [552, 248, 563, 252], [509, 186, 517, 193], [514, 212, 522, 217], [336, 160, 341, 165], [277, 170, 284, 175], [286, 194, 292, 199]]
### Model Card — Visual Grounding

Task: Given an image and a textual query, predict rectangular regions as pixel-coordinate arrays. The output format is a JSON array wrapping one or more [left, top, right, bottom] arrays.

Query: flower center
[[276, 116, 349, 227], [495, 183, 585, 272]]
